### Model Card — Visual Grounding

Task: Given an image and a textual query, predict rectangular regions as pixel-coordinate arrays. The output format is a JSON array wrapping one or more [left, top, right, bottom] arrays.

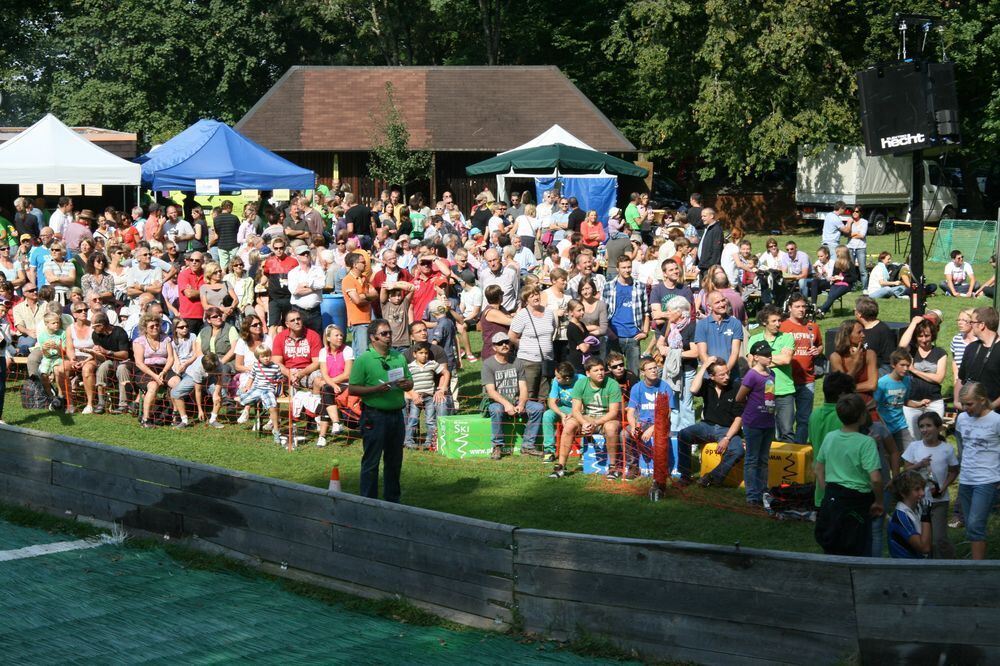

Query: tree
[[367, 82, 432, 193]]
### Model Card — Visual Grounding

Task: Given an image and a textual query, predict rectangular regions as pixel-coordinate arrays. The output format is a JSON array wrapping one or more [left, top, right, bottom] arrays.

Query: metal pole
[[909, 150, 926, 318], [994, 208, 1000, 311]]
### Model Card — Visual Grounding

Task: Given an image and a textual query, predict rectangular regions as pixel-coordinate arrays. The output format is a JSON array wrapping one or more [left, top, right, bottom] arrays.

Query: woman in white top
[[865, 251, 906, 299], [0, 245, 26, 288], [68, 302, 98, 413], [720, 228, 744, 285], [541, 268, 572, 363], [846, 208, 868, 288], [513, 203, 541, 252]]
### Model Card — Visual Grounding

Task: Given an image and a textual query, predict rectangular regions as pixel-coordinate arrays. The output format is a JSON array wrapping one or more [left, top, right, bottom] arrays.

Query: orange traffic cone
[[328, 464, 342, 492]]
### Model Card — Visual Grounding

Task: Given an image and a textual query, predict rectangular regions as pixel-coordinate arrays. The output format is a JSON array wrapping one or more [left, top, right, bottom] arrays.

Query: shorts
[[133, 365, 177, 386], [291, 369, 321, 389], [239, 387, 277, 409], [170, 374, 217, 400], [268, 297, 292, 328]]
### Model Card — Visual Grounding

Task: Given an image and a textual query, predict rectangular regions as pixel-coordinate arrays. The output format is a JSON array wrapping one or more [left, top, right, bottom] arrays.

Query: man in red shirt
[[272, 309, 323, 393], [410, 256, 446, 322], [177, 251, 206, 333], [260, 236, 298, 336], [779, 293, 824, 443]]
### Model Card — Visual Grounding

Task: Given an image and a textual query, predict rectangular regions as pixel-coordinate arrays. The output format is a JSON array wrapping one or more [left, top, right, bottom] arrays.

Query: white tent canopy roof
[[499, 124, 595, 154], [0, 114, 141, 185]]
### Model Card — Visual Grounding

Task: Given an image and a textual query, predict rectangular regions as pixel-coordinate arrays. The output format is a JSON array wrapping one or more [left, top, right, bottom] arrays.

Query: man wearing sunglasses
[[177, 251, 205, 334], [349, 318, 413, 503]]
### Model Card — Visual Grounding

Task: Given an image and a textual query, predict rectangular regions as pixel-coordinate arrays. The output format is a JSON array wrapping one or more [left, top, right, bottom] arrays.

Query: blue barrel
[[321, 293, 347, 332]]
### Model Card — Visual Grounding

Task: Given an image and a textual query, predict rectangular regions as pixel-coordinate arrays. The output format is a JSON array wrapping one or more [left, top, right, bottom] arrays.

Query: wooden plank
[[187, 517, 511, 622], [859, 639, 1000, 665], [52, 462, 166, 505], [334, 493, 515, 553], [856, 603, 1000, 646], [0, 471, 138, 524], [179, 466, 334, 523], [515, 563, 855, 638], [514, 530, 854, 599], [515, 594, 857, 665], [0, 450, 52, 482], [0, 428, 182, 487], [333, 524, 513, 590], [851, 565, 1000, 607]]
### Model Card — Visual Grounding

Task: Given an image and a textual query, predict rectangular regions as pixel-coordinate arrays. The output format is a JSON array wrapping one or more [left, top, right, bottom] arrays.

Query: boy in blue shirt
[[625, 357, 675, 479], [874, 349, 914, 474], [543, 362, 578, 463]]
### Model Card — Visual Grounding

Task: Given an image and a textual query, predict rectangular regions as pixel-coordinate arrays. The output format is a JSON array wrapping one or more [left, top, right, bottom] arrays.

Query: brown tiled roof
[[236, 66, 635, 153]]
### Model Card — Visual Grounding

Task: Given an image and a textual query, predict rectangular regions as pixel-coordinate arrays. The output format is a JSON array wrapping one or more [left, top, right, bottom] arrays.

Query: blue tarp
[[136, 120, 315, 192], [534, 176, 618, 225]]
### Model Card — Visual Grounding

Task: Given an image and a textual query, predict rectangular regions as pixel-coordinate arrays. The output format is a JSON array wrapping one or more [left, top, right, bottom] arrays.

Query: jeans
[[793, 382, 814, 444], [850, 247, 868, 288], [350, 324, 369, 357], [612, 335, 642, 373], [625, 420, 654, 468], [16, 336, 36, 355], [404, 394, 439, 448], [743, 426, 774, 502], [359, 407, 405, 503], [868, 285, 906, 299], [808, 279, 831, 303], [941, 280, 977, 296], [774, 393, 795, 442], [677, 422, 744, 480], [668, 367, 696, 432], [819, 283, 853, 313], [795, 277, 810, 298], [488, 401, 544, 450], [959, 483, 999, 542], [543, 406, 571, 453]]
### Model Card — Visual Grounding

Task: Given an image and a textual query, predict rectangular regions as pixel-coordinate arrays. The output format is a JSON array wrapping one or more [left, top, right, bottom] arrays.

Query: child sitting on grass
[[170, 352, 221, 429], [404, 341, 443, 450], [543, 362, 578, 464], [902, 412, 959, 558], [887, 470, 932, 559], [37, 311, 72, 410], [238, 345, 284, 446]]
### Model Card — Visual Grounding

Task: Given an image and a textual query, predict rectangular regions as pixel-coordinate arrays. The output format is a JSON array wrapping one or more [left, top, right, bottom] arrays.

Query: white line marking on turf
[[0, 539, 103, 562]]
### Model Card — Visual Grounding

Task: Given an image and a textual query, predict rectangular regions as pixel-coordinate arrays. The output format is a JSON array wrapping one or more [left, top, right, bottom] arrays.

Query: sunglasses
[[23, 288, 36, 293], [609, 363, 624, 370], [250, 322, 262, 327], [73, 308, 87, 313], [175, 324, 188, 329], [374, 330, 392, 338], [209, 314, 222, 319]]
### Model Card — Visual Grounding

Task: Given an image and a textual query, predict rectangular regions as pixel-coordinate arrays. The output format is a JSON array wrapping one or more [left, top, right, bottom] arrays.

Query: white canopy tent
[[0, 114, 141, 185]]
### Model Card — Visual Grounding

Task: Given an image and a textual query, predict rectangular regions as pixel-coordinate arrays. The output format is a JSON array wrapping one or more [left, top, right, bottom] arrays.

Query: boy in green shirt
[[814, 393, 884, 556], [807, 371, 856, 507], [550, 357, 622, 479], [746, 304, 795, 441]]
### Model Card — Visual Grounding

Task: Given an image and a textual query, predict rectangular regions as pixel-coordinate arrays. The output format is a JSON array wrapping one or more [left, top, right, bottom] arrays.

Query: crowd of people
[[0, 187, 996, 558]]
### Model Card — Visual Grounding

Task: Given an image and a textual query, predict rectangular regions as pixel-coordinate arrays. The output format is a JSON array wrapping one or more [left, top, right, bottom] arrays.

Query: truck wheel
[[942, 205, 956, 220], [871, 213, 888, 235]]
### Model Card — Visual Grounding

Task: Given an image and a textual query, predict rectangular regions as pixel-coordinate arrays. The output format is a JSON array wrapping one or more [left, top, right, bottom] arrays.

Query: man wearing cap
[[288, 245, 325, 336], [482, 331, 542, 460], [508, 191, 524, 221], [348, 318, 413, 502], [48, 197, 73, 237], [90, 312, 133, 414], [63, 210, 95, 253]]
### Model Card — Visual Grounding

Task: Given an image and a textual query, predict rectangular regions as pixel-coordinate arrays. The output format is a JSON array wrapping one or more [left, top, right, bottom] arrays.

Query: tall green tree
[[367, 82, 432, 191]]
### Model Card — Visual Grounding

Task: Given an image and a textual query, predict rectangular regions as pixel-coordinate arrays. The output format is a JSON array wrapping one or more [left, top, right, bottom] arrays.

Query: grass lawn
[[3, 225, 996, 556]]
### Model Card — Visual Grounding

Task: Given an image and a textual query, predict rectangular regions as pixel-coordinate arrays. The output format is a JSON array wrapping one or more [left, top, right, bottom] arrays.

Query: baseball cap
[[491, 332, 511, 345], [749, 341, 773, 357], [294, 245, 311, 255], [19, 234, 31, 242]]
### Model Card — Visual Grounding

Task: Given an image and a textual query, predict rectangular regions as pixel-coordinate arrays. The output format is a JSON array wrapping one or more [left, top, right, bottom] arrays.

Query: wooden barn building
[[235, 66, 638, 212]]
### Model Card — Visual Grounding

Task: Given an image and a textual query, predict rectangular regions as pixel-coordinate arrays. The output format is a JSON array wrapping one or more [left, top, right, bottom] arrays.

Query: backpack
[[765, 482, 815, 512], [21, 377, 51, 410]]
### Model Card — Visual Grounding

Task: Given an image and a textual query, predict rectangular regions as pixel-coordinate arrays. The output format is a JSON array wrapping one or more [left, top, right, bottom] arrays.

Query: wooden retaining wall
[[1, 424, 997, 665]]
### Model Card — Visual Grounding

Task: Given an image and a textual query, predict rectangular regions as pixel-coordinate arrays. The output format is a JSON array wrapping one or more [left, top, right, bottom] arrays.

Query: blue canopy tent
[[136, 120, 315, 192]]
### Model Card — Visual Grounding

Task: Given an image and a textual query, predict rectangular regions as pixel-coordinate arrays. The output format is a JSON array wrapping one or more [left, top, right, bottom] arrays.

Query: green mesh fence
[[0, 522, 615, 665], [928, 219, 998, 264]]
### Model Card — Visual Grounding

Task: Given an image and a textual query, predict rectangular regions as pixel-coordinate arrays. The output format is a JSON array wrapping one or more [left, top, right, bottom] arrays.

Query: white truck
[[795, 144, 958, 235]]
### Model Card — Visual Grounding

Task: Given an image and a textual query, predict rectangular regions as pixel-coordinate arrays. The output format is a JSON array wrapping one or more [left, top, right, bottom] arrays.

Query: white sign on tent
[[196, 179, 220, 196]]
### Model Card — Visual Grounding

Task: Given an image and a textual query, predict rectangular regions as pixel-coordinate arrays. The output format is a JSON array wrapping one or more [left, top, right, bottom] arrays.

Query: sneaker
[[94, 404, 106, 415], [948, 517, 964, 529], [316, 436, 327, 448], [607, 469, 622, 480], [81, 405, 93, 415], [262, 420, 273, 432], [273, 432, 283, 446], [490, 446, 503, 460], [110, 404, 127, 415], [548, 465, 565, 479], [542, 453, 555, 463], [207, 419, 224, 429], [141, 420, 154, 429], [330, 422, 344, 435], [697, 475, 715, 488], [465, 354, 477, 362], [520, 447, 543, 457], [236, 407, 250, 424], [172, 420, 190, 429]]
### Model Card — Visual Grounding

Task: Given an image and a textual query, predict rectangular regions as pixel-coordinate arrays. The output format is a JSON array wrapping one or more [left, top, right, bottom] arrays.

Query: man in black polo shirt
[[676, 357, 744, 485], [212, 200, 241, 270], [959, 306, 1000, 409], [855, 296, 896, 374], [343, 193, 373, 247], [90, 312, 133, 414], [566, 197, 586, 234]]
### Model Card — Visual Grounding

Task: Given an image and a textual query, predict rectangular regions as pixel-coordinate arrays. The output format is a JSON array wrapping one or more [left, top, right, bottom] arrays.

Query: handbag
[[808, 323, 828, 378], [541, 230, 554, 246]]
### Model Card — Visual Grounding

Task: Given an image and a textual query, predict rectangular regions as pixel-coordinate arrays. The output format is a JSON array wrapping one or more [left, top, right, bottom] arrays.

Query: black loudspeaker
[[857, 60, 961, 156]]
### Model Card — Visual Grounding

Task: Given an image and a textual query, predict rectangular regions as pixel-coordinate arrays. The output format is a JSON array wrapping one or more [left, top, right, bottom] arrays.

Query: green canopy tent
[[465, 142, 648, 178]]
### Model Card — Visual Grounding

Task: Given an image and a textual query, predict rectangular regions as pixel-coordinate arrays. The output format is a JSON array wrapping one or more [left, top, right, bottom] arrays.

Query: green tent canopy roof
[[465, 143, 648, 177]]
